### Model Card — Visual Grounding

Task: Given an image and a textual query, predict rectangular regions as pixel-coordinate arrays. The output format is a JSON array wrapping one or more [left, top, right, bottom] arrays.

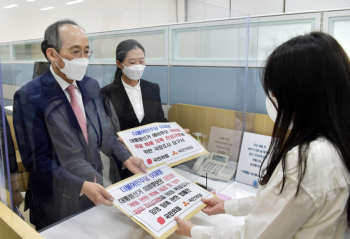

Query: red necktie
[[67, 85, 88, 144]]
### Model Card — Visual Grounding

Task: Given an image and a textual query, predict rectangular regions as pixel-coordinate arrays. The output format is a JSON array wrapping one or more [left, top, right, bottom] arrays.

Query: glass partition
[[0, 0, 255, 237], [168, 0, 258, 197], [1, 0, 336, 237], [245, 13, 320, 66], [0, 57, 20, 216]]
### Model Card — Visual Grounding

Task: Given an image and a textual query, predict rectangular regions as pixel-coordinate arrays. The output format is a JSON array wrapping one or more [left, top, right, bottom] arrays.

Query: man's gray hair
[[41, 19, 84, 62]]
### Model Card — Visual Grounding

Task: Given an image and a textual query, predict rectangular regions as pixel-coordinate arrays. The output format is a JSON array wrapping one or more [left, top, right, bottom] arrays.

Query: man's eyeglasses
[[59, 49, 94, 58]]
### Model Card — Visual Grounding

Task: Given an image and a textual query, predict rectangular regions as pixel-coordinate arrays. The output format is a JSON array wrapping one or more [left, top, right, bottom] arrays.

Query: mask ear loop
[[52, 49, 66, 70]]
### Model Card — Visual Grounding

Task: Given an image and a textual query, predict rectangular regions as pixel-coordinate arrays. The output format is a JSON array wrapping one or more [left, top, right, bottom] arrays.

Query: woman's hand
[[201, 197, 226, 216], [174, 217, 196, 237], [184, 128, 190, 134]]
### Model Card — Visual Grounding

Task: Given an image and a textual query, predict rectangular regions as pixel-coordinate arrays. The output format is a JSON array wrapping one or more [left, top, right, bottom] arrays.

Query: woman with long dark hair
[[101, 39, 177, 180], [175, 32, 350, 238], [101, 39, 168, 133]]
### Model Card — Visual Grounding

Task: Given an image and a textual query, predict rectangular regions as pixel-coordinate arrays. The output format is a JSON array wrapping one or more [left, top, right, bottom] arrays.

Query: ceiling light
[[66, 0, 84, 5], [27, 0, 36, 2], [40, 7, 55, 10], [3, 4, 18, 9]]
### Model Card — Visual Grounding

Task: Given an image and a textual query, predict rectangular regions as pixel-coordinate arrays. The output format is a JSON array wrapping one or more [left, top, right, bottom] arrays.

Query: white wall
[[192, 0, 350, 16], [1, 0, 350, 43], [190, 0, 282, 15], [230, 0, 283, 15], [0, 0, 180, 43], [191, 0, 230, 9], [285, 0, 350, 13]]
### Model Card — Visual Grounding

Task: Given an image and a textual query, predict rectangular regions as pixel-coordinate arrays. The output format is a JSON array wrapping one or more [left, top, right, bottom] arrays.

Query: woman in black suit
[[101, 39, 168, 132], [101, 39, 170, 179]]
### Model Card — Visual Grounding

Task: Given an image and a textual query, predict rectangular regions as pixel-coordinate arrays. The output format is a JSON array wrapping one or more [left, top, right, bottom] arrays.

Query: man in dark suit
[[13, 19, 147, 230]]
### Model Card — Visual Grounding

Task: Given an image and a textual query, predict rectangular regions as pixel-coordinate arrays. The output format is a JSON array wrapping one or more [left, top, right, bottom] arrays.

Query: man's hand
[[11, 173, 23, 208], [201, 197, 225, 216], [174, 217, 195, 237], [81, 181, 114, 206], [123, 156, 148, 174]]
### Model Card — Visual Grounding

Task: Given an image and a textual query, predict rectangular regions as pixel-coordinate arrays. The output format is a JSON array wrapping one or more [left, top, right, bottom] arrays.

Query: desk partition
[[0, 1, 350, 238], [0, 1, 254, 238]]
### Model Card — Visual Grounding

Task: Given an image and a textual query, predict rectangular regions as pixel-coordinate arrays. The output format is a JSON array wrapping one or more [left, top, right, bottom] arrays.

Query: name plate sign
[[235, 132, 271, 187]]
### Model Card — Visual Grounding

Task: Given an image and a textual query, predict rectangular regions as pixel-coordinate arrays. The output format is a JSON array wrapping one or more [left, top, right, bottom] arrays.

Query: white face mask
[[266, 95, 293, 130], [122, 63, 145, 80], [54, 50, 89, 81]]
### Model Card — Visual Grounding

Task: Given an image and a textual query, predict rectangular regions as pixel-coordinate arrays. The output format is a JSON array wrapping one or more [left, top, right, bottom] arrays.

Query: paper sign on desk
[[118, 122, 208, 168], [235, 132, 271, 187], [107, 163, 216, 239]]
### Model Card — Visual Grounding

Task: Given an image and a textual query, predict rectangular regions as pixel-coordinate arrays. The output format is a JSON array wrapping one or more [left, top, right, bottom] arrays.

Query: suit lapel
[[140, 80, 151, 125], [41, 69, 82, 132], [113, 78, 139, 123]]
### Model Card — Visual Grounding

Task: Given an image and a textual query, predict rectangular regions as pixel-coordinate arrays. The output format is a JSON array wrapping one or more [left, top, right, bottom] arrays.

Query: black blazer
[[101, 78, 168, 131]]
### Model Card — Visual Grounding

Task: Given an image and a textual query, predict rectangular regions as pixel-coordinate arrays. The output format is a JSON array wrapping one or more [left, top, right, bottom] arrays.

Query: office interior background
[[1, 0, 350, 118], [1, 0, 350, 236]]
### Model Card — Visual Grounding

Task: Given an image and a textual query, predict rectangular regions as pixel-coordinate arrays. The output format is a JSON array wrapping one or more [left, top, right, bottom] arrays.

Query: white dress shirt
[[121, 78, 144, 123], [50, 66, 98, 192], [191, 137, 350, 239], [50, 65, 86, 120]]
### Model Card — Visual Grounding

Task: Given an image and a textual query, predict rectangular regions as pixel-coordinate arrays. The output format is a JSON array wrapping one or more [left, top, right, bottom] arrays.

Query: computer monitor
[[33, 62, 50, 79]]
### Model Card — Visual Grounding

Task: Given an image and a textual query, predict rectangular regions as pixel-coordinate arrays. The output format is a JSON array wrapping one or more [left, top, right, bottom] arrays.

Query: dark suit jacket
[[101, 78, 168, 132], [0, 108, 18, 174], [13, 69, 132, 229]]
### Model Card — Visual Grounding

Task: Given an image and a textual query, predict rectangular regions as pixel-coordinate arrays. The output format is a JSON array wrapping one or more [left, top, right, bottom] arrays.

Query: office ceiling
[[0, 0, 178, 42], [1, 0, 103, 11]]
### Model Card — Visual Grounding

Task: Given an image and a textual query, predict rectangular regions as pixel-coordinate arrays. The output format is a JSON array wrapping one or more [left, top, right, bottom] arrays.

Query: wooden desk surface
[[0, 201, 43, 239]]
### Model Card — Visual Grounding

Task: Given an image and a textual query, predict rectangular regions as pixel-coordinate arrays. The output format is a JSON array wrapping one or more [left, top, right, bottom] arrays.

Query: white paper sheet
[[118, 122, 206, 167], [108, 164, 214, 238]]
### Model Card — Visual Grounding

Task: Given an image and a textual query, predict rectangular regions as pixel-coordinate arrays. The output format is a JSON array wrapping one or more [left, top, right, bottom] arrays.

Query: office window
[[12, 42, 45, 61], [89, 30, 166, 64], [171, 15, 317, 66], [172, 24, 245, 63], [328, 16, 350, 57], [0, 45, 11, 62], [256, 19, 314, 64]]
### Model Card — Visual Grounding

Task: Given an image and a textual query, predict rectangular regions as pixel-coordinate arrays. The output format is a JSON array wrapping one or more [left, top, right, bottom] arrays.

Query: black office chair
[[32, 62, 50, 79]]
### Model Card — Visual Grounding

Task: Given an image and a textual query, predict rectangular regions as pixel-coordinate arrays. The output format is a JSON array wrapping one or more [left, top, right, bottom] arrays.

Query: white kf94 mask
[[122, 63, 146, 80], [266, 95, 293, 130], [54, 50, 89, 81]]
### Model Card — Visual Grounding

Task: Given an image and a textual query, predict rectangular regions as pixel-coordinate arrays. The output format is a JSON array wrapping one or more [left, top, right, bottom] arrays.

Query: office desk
[[40, 168, 257, 239]]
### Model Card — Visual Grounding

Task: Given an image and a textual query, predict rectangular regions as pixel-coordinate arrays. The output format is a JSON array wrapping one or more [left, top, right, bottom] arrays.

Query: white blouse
[[121, 78, 144, 123], [191, 137, 350, 239]]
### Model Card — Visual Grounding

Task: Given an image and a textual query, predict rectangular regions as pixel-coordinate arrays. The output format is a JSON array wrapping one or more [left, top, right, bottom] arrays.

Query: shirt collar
[[50, 65, 78, 91], [121, 77, 141, 93]]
